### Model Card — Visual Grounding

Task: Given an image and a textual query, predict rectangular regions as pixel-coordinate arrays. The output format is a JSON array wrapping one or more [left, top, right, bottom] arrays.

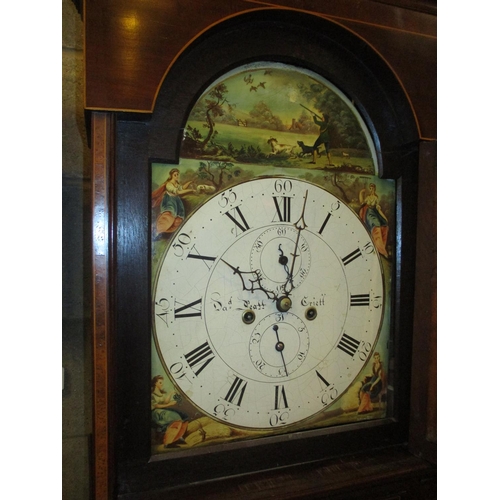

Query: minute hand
[[284, 190, 308, 295], [220, 258, 278, 302]]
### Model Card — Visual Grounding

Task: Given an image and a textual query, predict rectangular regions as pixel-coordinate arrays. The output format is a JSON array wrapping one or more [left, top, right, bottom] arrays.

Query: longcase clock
[[88, 3, 437, 498]]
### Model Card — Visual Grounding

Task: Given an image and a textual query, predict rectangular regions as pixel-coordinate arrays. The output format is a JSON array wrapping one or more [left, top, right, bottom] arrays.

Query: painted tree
[[201, 83, 232, 148], [248, 101, 286, 131], [297, 83, 369, 151], [198, 161, 240, 191], [324, 172, 350, 203]]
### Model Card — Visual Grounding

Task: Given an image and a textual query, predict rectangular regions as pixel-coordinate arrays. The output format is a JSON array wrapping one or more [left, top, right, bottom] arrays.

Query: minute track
[[154, 177, 384, 429]]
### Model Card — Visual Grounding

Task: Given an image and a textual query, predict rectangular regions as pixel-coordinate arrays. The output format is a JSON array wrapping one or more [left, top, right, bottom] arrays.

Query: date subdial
[[250, 226, 311, 296], [249, 313, 310, 378]]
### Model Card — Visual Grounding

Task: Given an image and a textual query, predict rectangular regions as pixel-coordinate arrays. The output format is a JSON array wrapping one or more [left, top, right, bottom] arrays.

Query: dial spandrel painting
[[150, 63, 395, 456]]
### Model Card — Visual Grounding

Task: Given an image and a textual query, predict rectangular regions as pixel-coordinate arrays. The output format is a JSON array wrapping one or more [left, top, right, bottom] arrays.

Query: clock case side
[[110, 11, 420, 496]]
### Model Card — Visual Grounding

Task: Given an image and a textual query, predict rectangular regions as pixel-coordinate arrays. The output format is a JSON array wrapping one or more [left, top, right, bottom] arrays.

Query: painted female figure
[[152, 168, 196, 237], [359, 183, 389, 258], [357, 352, 385, 414], [151, 375, 189, 447]]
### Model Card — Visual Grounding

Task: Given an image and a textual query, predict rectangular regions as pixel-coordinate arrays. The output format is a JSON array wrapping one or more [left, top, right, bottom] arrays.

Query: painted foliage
[[150, 63, 394, 455]]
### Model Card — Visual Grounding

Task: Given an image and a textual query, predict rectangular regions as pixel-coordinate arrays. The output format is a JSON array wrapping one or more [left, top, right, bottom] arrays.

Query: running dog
[[297, 141, 321, 158]]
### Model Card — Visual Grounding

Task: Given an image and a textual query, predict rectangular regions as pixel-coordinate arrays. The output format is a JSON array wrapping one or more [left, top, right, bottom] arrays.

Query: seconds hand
[[273, 324, 288, 377]]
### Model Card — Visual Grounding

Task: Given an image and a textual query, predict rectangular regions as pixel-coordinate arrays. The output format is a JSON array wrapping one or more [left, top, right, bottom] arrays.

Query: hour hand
[[220, 258, 278, 301], [278, 244, 290, 276]]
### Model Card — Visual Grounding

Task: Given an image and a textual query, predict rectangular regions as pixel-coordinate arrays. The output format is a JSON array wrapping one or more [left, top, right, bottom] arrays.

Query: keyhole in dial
[[242, 310, 256, 324], [305, 307, 317, 321]]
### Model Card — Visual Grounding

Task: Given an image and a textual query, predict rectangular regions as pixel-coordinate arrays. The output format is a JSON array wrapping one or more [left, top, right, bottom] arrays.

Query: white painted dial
[[153, 177, 384, 429]]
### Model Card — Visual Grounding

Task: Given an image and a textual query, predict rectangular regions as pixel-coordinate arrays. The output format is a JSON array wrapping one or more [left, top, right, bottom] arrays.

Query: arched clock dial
[[153, 177, 384, 429]]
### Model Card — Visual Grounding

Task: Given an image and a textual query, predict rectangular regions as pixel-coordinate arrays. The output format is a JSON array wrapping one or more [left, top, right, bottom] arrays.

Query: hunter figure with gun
[[300, 104, 334, 166]]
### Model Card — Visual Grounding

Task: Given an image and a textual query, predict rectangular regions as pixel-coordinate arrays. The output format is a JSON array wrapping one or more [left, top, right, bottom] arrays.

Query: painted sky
[[198, 63, 332, 124]]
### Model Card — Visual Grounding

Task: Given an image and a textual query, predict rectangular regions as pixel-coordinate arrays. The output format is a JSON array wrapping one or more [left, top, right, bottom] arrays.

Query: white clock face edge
[[152, 177, 385, 430]]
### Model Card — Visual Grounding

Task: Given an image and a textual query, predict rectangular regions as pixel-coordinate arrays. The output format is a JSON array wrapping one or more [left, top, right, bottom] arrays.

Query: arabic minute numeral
[[213, 403, 236, 421], [168, 362, 190, 383], [357, 341, 373, 361], [314, 371, 339, 406], [172, 232, 192, 257], [362, 241, 375, 254], [269, 411, 290, 427], [155, 298, 170, 325], [274, 179, 293, 193], [321, 385, 339, 407], [218, 188, 237, 208]]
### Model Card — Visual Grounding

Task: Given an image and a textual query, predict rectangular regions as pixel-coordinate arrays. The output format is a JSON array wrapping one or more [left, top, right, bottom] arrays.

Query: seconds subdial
[[250, 225, 311, 297], [249, 312, 310, 378]]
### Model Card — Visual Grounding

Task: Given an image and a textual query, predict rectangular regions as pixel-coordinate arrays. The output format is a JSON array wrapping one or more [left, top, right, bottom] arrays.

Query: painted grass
[[187, 120, 317, 154]]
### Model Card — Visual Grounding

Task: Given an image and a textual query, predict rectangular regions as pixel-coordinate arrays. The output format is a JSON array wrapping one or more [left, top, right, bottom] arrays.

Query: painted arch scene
[[152, 63, 394, 259], [180, 62, 376, 172]]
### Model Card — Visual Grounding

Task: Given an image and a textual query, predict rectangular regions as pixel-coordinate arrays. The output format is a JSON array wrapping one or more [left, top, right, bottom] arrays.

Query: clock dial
[[153, 177, 384, 429]]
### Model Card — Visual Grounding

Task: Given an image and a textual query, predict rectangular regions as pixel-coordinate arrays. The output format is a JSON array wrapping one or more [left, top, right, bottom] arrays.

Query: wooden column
[[91, 112, 115, 499]]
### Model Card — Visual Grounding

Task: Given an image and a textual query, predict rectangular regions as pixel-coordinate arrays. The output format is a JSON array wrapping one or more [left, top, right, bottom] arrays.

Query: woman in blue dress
[[152, 168, 196, 237], [151, 375, 189, 446]]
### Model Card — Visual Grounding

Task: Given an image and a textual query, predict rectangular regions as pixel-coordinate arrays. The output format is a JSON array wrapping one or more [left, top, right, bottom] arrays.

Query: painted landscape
[[180, 62, 376, 174]]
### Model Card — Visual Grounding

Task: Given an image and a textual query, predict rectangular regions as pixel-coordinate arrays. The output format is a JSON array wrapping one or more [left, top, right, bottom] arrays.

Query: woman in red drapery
[[152, 168, 196, 238], [357, 352, 386, 414], [358, 183, 389, 258]]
